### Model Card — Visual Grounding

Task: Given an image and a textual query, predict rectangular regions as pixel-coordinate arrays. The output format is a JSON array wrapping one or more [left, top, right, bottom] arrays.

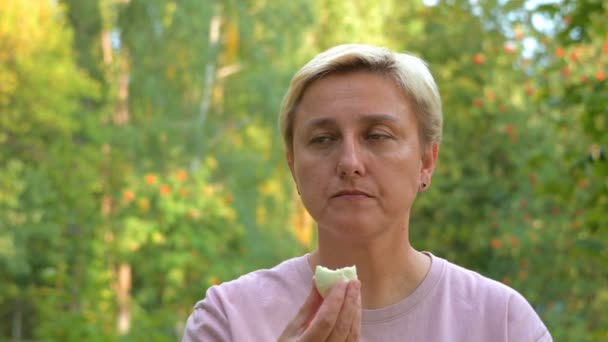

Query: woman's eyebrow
[[305, 117, 337, 130], [359, 113, 399, 125], [306, 113, 397, 129]]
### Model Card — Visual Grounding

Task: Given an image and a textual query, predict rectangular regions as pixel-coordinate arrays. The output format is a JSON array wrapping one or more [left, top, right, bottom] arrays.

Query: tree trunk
[[113, 55, 130, 126], [191, 9, 222, 171], [116, 263, 132, 335], [12, 298, 22, 342]]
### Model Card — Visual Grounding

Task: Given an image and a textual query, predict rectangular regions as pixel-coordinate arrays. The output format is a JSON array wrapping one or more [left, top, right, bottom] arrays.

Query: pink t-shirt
[[183, 253, 551, 341]]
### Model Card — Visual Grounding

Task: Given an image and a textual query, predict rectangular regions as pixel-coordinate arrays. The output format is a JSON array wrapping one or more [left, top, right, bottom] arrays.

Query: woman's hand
[[278, 279, 361, 341]]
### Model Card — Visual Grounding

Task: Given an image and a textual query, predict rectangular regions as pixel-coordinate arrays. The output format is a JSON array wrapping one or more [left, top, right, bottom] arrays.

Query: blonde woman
[[184, 44, 551, 342]]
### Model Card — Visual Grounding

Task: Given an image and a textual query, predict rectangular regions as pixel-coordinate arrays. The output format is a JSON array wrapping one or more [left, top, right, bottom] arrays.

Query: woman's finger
[[299, 281, 349, 341], [326, 280, 361, 342], [346, 281, 362, 342], [295, 279, 324, 334]]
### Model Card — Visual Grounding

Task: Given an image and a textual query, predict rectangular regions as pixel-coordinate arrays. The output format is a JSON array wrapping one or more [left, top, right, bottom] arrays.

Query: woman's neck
[[309, 228, 431, 309]]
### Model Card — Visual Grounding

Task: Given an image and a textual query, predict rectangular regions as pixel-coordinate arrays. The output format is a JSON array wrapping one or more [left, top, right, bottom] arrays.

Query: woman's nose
[[336, 138, 366, 178]]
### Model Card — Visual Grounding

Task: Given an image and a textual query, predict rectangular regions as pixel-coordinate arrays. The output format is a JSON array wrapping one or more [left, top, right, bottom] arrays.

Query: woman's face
[[287, 71, 437, 241]]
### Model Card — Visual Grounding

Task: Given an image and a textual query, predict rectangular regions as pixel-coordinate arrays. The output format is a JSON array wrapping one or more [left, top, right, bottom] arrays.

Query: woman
[[183, 44, 552, 341]]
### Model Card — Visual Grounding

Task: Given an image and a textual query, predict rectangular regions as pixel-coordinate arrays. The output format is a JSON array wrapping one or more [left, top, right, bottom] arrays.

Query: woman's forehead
[[295, 73, 413, 127]]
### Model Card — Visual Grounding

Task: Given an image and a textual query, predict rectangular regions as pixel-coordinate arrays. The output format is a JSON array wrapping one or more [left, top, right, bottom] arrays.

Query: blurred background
[[0, 0, 606, 340]]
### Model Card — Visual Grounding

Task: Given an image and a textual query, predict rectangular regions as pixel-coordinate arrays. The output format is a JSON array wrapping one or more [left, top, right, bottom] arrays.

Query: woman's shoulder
[[184, 255, 311, 341], [194, 254, 311, 309], [431, 254, 551, 340], [434, 254, 517, 300], [434, 254, 546, 320]]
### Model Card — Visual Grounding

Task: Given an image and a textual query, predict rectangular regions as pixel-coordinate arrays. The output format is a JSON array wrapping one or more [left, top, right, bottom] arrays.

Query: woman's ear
[[420, 143, 439, 188]]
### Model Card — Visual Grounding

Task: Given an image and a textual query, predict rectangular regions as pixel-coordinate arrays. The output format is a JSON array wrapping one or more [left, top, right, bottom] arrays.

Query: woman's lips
[[332, 190, 372, 198]]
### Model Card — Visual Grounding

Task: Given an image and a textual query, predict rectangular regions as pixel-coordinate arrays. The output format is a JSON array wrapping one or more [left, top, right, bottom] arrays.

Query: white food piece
[[314, 265, 358, 297]]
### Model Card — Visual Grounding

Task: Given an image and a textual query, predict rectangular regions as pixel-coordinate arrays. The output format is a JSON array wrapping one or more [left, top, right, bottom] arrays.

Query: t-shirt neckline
[[293, 251, 446, 324]]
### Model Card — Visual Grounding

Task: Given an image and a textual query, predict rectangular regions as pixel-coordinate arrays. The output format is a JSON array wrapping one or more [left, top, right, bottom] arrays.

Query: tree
[[0, 0, 103, 339]]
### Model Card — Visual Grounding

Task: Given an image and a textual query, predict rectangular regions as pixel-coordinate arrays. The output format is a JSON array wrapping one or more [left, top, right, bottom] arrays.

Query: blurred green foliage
[[0, 0, 606, 340]]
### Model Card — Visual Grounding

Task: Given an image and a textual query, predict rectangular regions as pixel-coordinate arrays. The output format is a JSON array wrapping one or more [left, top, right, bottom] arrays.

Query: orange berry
[[517, 270, 528, 281], [176, 169, 188, 181], [123, 190, 135, 202], [473, 53, 485, 65], [510, 236, 520, 248], [159, 185, 170, 196], [145, 174, 157, 185], [603, 43, 608, 53], [473, 99, 483, 108], [596, 71, 606, 81], [485, 91, 495, 101], [504, 125, 517, 142], [578, 179, 588, 189], [491, 238, 502, 250], [555, 47, 565, 58]]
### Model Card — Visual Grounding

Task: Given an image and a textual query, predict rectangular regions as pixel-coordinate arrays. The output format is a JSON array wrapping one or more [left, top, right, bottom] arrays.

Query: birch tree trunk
[[116, 263, 132, 335], [11, 298, 22, 342], [191, 8, 222, 171]]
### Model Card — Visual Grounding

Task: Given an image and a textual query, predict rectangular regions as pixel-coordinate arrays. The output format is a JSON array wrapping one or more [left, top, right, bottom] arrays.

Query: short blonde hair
[[279, 44, 443, 153]]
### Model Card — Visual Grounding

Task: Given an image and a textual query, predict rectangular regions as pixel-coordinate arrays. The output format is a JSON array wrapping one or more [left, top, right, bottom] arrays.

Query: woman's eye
[[367, 132, 390, 141], [310, 135, 334, 144]]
